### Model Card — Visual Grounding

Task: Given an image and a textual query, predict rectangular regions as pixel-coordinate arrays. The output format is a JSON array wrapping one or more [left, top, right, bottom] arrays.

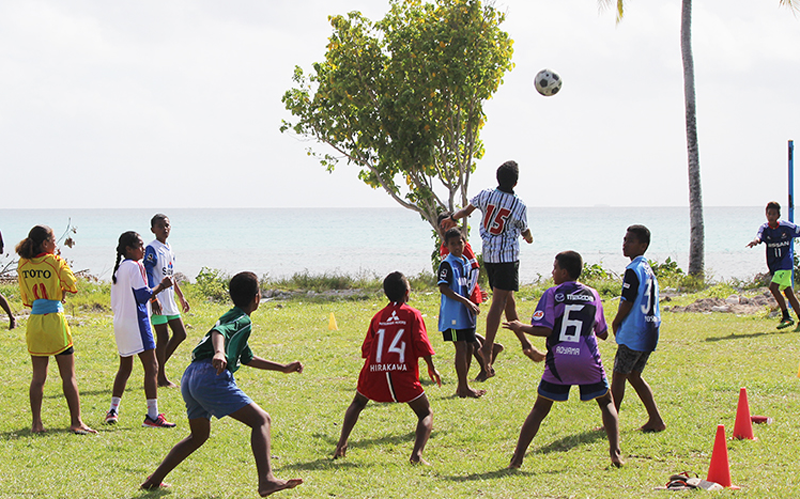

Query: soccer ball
[[534, 69, 562, 96]]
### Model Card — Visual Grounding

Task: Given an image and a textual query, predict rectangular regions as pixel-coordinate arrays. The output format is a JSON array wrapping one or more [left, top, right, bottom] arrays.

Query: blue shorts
[[181, 359, 253, 420]]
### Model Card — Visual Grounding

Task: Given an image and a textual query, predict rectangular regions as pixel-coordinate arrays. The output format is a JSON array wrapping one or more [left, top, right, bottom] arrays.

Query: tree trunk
[[681, 0, 705, 278]]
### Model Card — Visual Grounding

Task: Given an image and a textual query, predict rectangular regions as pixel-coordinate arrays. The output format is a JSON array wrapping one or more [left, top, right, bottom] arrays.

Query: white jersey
[[470, 188, 529, 263], [144, 239, 179, 315], [111, 259, 155, 356]]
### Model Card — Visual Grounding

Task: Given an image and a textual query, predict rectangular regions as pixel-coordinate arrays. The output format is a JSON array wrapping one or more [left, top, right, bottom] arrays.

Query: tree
[[281, 0, 514, 237], [602, 0, 798, 279]]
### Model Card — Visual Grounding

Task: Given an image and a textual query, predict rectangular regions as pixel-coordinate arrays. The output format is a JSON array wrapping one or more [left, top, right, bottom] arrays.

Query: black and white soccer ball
[[534, 69, 562, 96]]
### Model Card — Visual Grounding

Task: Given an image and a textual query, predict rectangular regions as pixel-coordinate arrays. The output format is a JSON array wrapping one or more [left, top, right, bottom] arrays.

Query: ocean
[[0, 206, 771, 283]]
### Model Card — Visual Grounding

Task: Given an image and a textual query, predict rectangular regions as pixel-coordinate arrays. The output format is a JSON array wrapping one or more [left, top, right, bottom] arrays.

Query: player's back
[[357, 302, 435, 403], [539, 281, 606, 385]]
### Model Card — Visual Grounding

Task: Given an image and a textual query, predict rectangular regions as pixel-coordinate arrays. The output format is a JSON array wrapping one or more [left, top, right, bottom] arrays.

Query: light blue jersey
[[437, 253, 476, 331], [616, 256, 660, 352]]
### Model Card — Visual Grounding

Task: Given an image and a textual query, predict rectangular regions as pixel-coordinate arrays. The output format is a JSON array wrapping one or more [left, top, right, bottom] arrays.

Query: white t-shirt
[[111, 259, 155, 356], [144, 239, 179, 316]]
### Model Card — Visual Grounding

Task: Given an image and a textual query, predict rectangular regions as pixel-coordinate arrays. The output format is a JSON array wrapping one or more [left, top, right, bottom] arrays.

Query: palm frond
[[779, 0, 799, 14], [598, 0, 626, 24]]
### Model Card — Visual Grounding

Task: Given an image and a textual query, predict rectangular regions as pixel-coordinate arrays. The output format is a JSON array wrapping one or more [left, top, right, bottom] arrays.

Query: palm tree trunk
[[681, 0, 704, 278]]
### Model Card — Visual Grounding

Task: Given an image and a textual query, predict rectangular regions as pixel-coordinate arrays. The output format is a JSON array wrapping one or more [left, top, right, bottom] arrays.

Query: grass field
[[0, 281, 799, 498]]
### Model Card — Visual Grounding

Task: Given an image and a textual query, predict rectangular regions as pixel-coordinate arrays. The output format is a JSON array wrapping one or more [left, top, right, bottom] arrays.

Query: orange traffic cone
[[707, 424, 739, 489], [328, 312, 339, 331], [733, 387, 755, 440]]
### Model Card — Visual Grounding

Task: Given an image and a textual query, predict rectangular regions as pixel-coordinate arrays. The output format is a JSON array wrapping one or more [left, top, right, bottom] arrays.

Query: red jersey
[[356, 302, 436, 403]]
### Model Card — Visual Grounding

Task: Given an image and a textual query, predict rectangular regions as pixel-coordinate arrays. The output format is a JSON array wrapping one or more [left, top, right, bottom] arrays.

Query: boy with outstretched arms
[[611, 225, 665, 433], [438, 227, 485, 398], [503, 251, 622, 468], [451, 160, 543, 377], [747, 201, 800, 330], [141, 272, 303, 497], [334, 271, 442, 465]]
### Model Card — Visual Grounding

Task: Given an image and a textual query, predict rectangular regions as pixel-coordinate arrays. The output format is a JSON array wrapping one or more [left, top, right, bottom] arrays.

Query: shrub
[[195, 267, 230, 302]]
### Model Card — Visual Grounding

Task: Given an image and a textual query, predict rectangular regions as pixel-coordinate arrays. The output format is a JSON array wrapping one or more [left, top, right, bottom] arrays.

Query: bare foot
[[31, 423, 45, 434], [477, 346, 494, 377], [140, 475, 171, 490], [410, 456, 431, 466], [8, 316, 15, 330], [491, 342, 504, 359], [333, 445, 347, 459], [610, 449, 624, 468], [508, 458, 523, 469], [639, 422, 666, 433], [158, 379, 178, 388], [70, 424, 97, 435], [258, 478, 303, 497], [474, 370, 489, 382], [457, 387, 486, 398], [523, 348, 546, 362]]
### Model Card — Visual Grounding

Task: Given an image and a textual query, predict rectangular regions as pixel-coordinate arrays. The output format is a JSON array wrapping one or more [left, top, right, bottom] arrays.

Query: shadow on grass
[[311, 430, 442, 451], [439, 466, 537, 482], [705, 328, 794, 342], [532, 429, 607, 455], [135, 491, 229, 499], [43, 387, 138, 399], [283, 456, 364, 471], [134, 488, 171, 499], [0, 427, 114, 438]]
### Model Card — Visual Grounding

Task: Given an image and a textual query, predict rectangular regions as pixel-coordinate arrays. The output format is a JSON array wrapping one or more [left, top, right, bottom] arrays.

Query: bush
[[195, 267, 230, 302]]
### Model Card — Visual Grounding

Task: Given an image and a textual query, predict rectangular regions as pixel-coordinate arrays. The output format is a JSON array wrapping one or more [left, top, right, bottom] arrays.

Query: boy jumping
[[334, 271, 442, 464], [503, 251, 622, 468], [451, 160, 543, 377], [747, 201, 800, 330], [610, 225, 665, 433], [141, 272, 303, 496]]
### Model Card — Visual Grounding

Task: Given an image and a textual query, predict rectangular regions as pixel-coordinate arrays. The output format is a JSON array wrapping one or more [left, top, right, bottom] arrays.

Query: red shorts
[[356, 366, 425, 403]]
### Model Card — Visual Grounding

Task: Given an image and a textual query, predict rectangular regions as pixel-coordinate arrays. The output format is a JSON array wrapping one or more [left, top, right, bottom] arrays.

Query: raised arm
[[451, 204, 477, 222]]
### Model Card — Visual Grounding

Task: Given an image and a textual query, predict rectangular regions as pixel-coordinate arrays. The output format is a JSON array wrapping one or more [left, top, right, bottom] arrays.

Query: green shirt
[[191, 307, 254, 374]]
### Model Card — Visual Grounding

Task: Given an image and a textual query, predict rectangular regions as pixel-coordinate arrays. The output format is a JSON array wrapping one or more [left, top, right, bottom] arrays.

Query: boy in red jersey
[[333, 271, 442, 464]]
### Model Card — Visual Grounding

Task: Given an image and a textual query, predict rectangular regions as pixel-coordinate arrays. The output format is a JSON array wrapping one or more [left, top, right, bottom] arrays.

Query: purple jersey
[[531, 281, 608, 386], [755, 220, 800, 272]]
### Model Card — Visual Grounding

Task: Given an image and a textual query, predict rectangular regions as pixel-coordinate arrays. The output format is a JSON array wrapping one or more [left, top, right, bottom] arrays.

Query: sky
[[1, 0, 798, 210]]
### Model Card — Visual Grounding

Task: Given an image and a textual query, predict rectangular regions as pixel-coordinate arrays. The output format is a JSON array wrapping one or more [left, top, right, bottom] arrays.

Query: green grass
[[1, 281, 799, 498]]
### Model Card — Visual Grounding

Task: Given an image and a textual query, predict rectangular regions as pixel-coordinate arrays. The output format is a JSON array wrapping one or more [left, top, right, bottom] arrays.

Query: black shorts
[[442, 328, 477, 343], [484, 261, 519, 292], [56, 346, 75, 356], [613, 344, 651, 374]]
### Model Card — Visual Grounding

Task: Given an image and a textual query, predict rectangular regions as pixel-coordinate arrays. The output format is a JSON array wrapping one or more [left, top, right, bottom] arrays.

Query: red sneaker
[[142, 413, 176, 428]]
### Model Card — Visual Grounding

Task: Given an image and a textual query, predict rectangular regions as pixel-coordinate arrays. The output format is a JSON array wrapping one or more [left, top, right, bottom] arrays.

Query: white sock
[[110, 397, 122, 413], [146, 399, 159, 420]]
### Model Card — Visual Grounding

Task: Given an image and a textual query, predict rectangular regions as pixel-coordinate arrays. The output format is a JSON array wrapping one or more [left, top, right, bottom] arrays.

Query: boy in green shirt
[[141, 271, 303, 497]]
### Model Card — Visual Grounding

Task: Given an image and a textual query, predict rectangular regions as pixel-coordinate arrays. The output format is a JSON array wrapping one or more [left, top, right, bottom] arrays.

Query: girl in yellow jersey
[[16, 225, 95, 434]]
